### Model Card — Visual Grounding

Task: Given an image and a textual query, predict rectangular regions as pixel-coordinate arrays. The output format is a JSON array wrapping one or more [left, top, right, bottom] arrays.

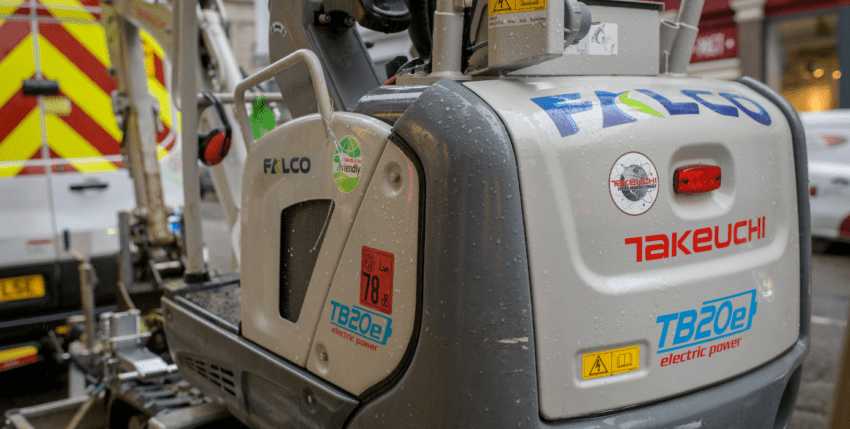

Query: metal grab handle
[[234, 49, 333, 151], [69, 181, 108, 191]]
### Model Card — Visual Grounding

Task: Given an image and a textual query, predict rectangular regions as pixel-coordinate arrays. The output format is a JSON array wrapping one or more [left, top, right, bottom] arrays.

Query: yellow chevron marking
[[144, 43, 155, 77], [0, 107, 41, 176], [140, 29, 175, 132], [40, 1, 110, 66], [40, 0, 96, 22], [0, 34, 34, 108], [147, 78, 173, 129], [39, 35, 121, 142], [61, 21, 110, 67], [140, 29, 165, 60], [156, 144, 167, 160], [45, 114, 116, 173], [0, 1, 27, 27]]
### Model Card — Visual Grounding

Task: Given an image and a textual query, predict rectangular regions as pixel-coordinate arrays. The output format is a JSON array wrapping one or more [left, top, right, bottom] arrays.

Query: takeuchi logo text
[[531, 89, 772, 137]]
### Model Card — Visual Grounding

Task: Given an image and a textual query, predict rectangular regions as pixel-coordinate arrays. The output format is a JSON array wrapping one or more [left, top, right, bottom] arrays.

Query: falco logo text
[[263, 157, 311, 174], [531, 89, 772, 137]]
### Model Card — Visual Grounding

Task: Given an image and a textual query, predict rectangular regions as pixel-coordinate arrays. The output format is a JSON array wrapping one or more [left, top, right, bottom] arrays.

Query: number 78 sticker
[[360, 246, 394, 314]]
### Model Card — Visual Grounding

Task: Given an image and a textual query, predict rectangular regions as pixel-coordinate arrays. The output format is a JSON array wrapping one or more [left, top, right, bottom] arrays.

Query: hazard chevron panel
[[0, 0, 178, 178]]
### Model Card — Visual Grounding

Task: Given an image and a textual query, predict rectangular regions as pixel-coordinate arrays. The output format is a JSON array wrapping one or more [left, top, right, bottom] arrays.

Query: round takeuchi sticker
[[609, 152, 659, 216], [332, 135, 362, 193]]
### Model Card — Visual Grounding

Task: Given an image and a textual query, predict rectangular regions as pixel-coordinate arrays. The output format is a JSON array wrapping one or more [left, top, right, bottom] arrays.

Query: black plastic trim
[[581, 0, 664, 11]]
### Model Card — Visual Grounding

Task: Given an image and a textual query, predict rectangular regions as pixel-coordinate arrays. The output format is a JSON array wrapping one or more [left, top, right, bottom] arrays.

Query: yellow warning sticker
[[582, 345, 640, 380], [489, 0, 546, 15]]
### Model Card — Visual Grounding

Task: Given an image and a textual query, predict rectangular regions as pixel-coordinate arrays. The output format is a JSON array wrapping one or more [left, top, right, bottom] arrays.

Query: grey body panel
[[352, 85, 429, 125], [348, 79, 809, 428], [349, 80, 540, 427], [162, 285, 359, 429], [268, 0, 380, 117]]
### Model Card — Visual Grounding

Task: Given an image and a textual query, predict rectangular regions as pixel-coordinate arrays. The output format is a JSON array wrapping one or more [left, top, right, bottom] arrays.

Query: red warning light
[[809, 186, 817, 197], [674, 165, 721, 194]]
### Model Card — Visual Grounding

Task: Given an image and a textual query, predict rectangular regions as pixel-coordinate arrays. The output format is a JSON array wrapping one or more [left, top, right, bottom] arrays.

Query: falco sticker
[[609, 152, 659, 216], [332, 136, 362, 193]]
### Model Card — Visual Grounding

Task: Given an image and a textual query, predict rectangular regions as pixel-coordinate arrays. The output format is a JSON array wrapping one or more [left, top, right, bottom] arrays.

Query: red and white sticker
[[360, 246, 394, 314], [609, 152, 659, 216]]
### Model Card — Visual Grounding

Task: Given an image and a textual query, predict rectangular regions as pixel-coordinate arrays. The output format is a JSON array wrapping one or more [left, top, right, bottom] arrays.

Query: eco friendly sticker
[[609, 152, 659, 216], [582, 345, 640, 379], [332, 135, 362, 193]]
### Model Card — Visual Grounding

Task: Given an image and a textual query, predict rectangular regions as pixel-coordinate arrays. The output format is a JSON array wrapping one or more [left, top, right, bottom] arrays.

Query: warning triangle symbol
[[493, 0, 512, 12], [589, 356, 608, 376]]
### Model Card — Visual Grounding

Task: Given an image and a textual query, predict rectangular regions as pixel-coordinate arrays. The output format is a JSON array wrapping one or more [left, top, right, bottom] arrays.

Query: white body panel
[[50, 170, 135, 257], [307, 142, 420, 395], [515, 3, 660, 77], [0, 4, 183, 271], [240, 112, 392, 366], [466, 76, 800, 418], [0, 176, 57, 267]]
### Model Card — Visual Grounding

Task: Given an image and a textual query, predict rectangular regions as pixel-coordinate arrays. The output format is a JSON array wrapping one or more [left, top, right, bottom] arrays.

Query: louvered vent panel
[[279, 200, 333, 322]]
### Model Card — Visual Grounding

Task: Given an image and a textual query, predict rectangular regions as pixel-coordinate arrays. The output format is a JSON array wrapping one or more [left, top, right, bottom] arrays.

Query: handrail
[[233, 49, 333, 151]]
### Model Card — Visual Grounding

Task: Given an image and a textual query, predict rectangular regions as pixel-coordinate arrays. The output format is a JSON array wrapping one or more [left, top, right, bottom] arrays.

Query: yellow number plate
[[0, 274, 45, 303], [582, 345, 640, 380]]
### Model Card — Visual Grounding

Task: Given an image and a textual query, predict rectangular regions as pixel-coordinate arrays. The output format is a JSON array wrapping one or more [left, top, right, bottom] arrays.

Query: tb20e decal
[[531, 89, 772, 137]]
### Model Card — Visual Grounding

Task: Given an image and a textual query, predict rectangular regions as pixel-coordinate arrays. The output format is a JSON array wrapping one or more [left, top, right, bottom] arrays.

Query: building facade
[[662, 0, 850, 111]]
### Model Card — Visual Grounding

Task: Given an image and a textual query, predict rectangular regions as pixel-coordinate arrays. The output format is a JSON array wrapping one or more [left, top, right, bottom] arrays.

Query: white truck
[[0, 0, 183, 372]]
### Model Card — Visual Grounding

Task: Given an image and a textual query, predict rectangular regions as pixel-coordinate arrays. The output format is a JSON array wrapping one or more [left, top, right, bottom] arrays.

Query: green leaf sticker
[[332, 136, 362, 193], [250, 95, 276, 140]]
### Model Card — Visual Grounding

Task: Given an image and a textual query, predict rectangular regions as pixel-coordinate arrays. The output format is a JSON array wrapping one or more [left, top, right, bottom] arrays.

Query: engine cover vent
[[280, 200, 334, 322], [183, 355, 236, 397]]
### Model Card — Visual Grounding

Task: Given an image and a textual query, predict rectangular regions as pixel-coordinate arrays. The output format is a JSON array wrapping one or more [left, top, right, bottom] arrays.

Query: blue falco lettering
[[636, 89, 699, 115], [719, 93, 771, 125], [531, 93, 592, 137], [681, 90, 738, 117], [595, 91, 637, 128]]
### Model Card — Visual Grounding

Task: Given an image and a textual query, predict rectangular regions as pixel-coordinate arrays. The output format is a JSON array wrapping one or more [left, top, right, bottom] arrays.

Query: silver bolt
[[319, 350, 328, 362], [318, 14, 331, 24], [391, 172, 401, 183], [344, 16, 355, 26]]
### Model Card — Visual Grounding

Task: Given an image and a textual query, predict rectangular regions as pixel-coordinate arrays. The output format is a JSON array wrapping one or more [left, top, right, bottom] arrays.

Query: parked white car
[[801, 109, 850, 249]]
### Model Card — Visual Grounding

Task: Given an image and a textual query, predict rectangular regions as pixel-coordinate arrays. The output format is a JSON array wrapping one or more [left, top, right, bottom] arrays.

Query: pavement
[[790, 242, 850, 429]]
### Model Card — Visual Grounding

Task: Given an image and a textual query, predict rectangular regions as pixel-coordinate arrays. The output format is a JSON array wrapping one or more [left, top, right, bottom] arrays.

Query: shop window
[[765, 14, 839, 112]]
